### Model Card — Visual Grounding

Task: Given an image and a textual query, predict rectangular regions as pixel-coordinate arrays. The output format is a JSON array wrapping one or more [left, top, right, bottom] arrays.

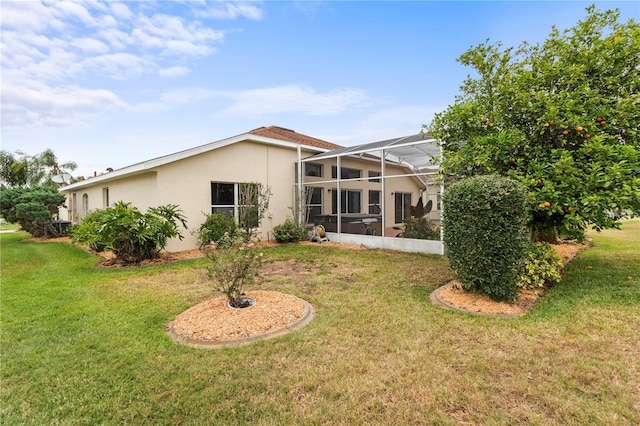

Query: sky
[[2, 0, 638, 178]]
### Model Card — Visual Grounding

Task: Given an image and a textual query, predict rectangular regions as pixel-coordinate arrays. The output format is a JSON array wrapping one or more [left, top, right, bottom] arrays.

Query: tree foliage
[[0, 186, 67, 237], [0, 149, 77, 188], [428, 6, 640, 240], [71, 202, 188, 264]]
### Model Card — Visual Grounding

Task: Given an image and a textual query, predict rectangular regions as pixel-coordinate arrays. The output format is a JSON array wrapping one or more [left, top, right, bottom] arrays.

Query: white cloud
[[0, 1, 62, 32], [110, 2, 133, 20], [71, 37, 110, 54], [197, 2, 265, 20], [329, 106, 444, 146], [0, 1, 232, 130], [1, 84, 124, 128], [222, 85, 369, 116], [158, 66, 190, 78]]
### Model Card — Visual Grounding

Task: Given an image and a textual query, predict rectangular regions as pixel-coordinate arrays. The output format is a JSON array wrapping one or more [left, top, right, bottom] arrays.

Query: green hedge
[[443, 175, 529, 302], [272, 217, 307, 243]]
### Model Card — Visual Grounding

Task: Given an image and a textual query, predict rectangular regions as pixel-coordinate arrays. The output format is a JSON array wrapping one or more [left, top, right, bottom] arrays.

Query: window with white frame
[[394, 192, 412, 224], [332, 189, 361, 214], [211, 182, 260, 227], [368, 171, 381, 183], [82, 193, 89, 216], [102, 188, 110, 208]]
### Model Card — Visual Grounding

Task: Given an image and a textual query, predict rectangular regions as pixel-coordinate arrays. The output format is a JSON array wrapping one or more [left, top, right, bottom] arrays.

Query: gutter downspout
[[297, 145, 303, 225]]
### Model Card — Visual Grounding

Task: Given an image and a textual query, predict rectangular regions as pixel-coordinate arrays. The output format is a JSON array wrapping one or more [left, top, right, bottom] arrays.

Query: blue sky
[[2, 0, 638, 178]]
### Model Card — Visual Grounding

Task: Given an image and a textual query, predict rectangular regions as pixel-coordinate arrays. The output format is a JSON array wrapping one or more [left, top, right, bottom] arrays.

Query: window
[[304, 163, 323, 177], [437, 192, 442, 211], [368, 171, 381, 183], [211, 182, 261, 227], [211, 182, 235, 217], [331, 166, 361, 180], [72, 193, 77, 220], [102, 188, 110, 208], [368, 191, 381, 214], [394, 192, 412, 224], [305, 187, 323, 223], [82, 193, 89, 216], [332, 190, 361, 214]]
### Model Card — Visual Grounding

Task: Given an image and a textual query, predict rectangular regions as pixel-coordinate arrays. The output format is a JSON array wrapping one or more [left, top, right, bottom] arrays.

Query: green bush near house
[[71, 201, 187, 264], [402, 216, 440, 240], [272, 217, 307, 243], [195, 212, 239, 249], [443, 175, 530, 302]]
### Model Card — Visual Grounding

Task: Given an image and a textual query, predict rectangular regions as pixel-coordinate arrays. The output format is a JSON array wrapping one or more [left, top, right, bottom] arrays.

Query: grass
[[1, 220, 639, 425], [0, 221, 20, 231]]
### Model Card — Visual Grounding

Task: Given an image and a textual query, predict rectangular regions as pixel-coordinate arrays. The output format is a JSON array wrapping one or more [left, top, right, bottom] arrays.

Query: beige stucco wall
[[63, 141, 314, 252], [61, 139, 435, 252], [66, 172, 158, 223]]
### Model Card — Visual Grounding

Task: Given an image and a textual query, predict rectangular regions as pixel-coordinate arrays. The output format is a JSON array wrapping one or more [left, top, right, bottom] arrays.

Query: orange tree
[[427, 6, 639, 241]]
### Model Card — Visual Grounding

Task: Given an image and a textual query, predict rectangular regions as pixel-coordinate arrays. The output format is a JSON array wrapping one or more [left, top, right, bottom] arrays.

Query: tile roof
[[249, 126, 343, 151]]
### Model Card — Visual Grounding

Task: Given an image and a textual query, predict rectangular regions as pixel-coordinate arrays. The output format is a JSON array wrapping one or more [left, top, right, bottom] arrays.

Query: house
[[59, 126, 443, 254]]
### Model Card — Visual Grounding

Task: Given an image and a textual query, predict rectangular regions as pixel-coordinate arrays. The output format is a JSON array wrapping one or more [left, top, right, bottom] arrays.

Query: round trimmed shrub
[[443, 175, 529, 302], [272, 217, 307, 243]]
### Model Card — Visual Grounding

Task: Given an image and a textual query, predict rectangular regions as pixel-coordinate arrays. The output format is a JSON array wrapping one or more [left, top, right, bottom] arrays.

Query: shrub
[[272, 217, 307, 243], [0, 186, 66, 237], [204, 232, 264, 307], [71, 209, 111, 252], [401, 216, 440, 240], [71, 201, 187, 264], [518, 242, 564, 289], [443, 175, 529, 302], [195, 213, 238, 249]]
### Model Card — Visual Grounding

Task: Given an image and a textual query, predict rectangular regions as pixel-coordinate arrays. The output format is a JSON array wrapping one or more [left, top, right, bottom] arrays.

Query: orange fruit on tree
[[576, 126, 584, 132], [562, 129, 569, 135], [543, 201, 551, 208]]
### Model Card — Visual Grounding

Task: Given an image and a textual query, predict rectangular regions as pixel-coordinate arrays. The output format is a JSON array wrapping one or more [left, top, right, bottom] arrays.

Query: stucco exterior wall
[[60, 138, 435, 253], [63, 141, 316, 252], [66, 172, 158, 223]]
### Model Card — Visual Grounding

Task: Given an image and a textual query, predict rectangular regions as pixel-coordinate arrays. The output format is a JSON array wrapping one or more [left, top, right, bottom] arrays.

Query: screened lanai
[[296, 133, 444, 255]]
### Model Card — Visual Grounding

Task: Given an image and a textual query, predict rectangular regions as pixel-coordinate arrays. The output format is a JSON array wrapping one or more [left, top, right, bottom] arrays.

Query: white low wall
[[325, 232, 444, 255]]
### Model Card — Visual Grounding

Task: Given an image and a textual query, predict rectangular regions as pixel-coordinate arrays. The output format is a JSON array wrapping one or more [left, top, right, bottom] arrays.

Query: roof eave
[[59, 132, 336, 192]]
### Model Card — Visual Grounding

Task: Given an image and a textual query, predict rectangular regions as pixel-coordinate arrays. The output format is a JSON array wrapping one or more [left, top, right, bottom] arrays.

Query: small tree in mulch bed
[[443, 175, 530, 302]]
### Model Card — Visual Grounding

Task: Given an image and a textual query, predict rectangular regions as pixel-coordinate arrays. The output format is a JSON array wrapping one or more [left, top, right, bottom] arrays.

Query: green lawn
[[0, 221, 20, 231], [1, 221, 639, 425]]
